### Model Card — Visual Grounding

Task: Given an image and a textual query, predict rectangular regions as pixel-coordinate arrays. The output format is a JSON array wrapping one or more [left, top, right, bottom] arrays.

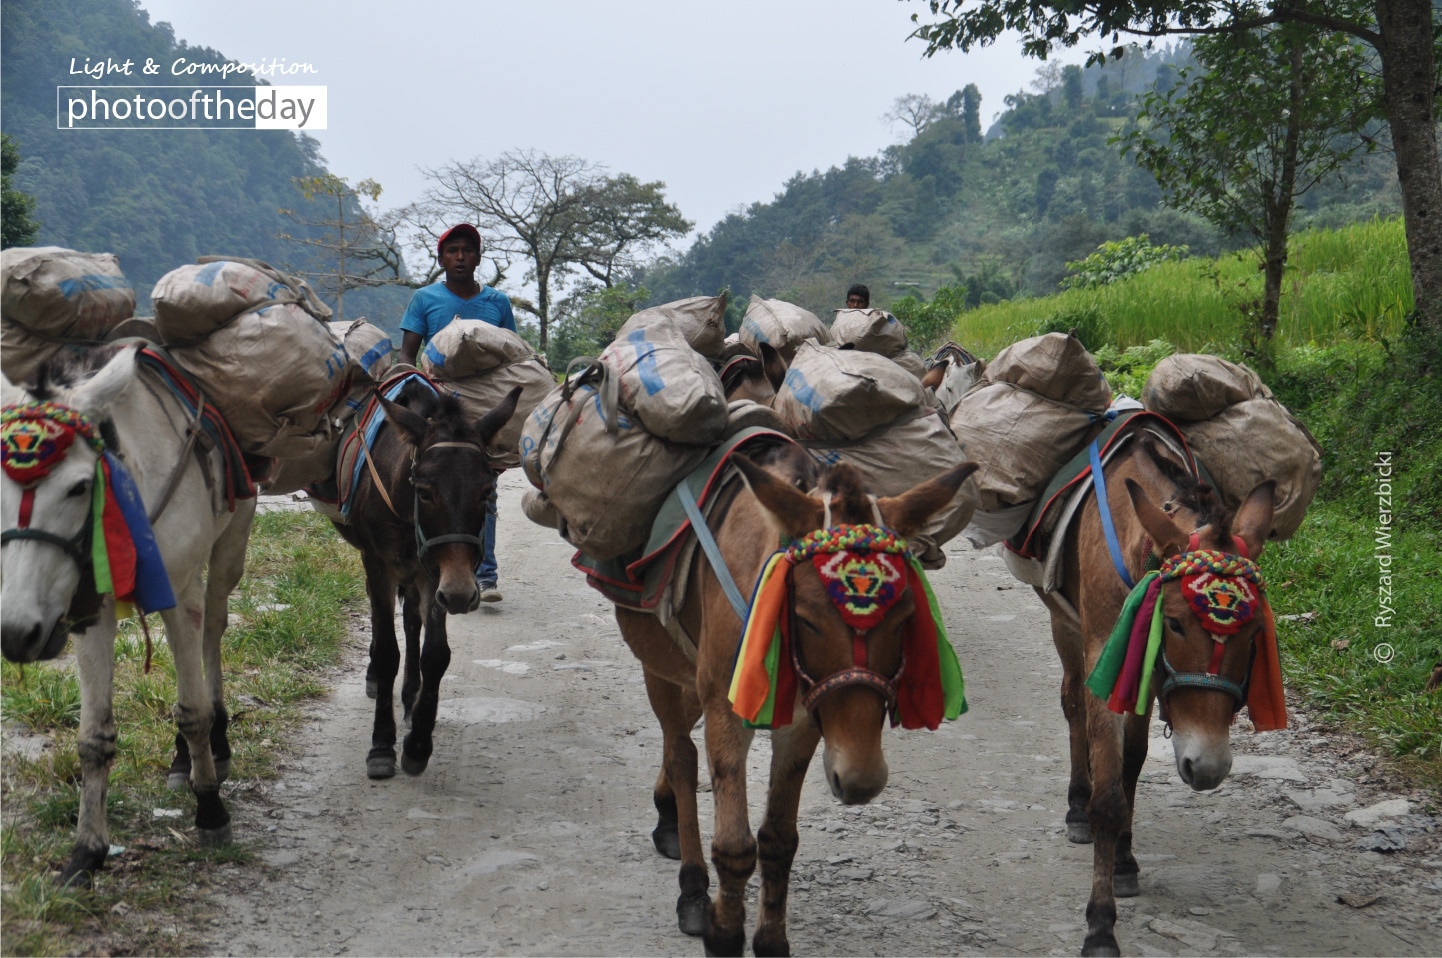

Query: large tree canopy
[[910, 0, 1442, 354]]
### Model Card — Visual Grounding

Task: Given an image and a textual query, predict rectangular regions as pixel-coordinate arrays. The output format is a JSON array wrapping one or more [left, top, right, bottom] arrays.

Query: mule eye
[[67, 480, 90, 498], [797, 617, 820, 635], [1166, 617, 1184, 634], [415, 484, 435, 503]]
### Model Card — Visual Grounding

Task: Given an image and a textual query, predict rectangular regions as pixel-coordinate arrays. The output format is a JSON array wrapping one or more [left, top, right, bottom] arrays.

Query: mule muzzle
[[822, 740, 889, 805], [1, 616, 71, 663], [1172, 732, 1233, 791]]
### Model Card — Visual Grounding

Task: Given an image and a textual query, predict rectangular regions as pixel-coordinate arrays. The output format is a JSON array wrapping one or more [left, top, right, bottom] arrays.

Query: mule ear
[[733, 452, 824, 539], [920, 358, 948, 392], [1125, 478, 1187, 557], [69, 345, 138, 420], [878, 462, 979, 538], [378, 394, 429, 447], [475, 385, 523, 447], [757, 341, 787, 393], [1231, 479, 1276, 560]]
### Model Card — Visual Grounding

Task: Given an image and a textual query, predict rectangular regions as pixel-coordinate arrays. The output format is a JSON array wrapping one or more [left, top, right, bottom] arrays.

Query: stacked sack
[[773, 340, 976, 568], [949, 332, 1112, 543], [615, 292, 728, 363], [739, 294, 830, 365], [418, 319, 555, 468], [1142, 354, 1321, 539], [829, 307, 927, 379], [265, 317, 397, 495], [520, 323, 729, 560], [1, 246, 137, 382]]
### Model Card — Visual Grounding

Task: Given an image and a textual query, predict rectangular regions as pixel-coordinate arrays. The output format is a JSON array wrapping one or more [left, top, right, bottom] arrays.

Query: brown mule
[[718, 340, 786, 405], [1037, 435, 1278, 956], [616, 443, 975, 956]]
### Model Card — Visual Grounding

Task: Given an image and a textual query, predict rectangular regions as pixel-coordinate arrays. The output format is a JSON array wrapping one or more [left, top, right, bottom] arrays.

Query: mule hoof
[[198, 822, 233, 848], [1081, 932, 1121, 957], [367, 748, 396, 780], [652, 823, 681, 860], [1066, 821, 1093, 844], [753, 930, 791, 957], [365, 678, 378, 700], [677, 891, 707, 937], [401, 751, 429, 776], [1113, 871, 1140, 898], [167, 770, 189, 791], [214, 758, 230, 784]]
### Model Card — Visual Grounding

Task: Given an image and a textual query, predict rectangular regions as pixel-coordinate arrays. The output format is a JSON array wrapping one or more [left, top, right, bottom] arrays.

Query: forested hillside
[[0, 0, 409, 326], [639, 45, 1401, 324]]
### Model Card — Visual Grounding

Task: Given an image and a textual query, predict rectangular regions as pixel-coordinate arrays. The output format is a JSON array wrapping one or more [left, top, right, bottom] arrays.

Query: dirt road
[[203, 473, 1440, 957]]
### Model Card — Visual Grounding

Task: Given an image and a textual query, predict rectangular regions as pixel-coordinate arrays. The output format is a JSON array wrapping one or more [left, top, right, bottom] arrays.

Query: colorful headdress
[[1085, 534, 1286, 731], [727, 524, 966, 731], [2, 402, 175, 617]]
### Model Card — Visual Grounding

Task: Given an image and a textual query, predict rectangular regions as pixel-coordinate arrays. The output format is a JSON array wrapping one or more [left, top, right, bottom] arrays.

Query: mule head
[[1126, 475, 1277, 791], [376, 385, 521, 615], [719, 341, 785, 405], [2, 347, 138, 663], [735, 455, 976, 805]]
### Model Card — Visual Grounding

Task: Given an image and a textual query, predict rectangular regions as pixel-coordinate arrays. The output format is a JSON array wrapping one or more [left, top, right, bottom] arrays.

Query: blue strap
[[1088, 439, 1135, 589], [677, 480, 749, 622]]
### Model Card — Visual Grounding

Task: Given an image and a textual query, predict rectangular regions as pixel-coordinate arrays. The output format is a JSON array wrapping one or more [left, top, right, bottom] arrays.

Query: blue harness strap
[[677, 479, 750, 622], [1088, 439, 1135, 589]]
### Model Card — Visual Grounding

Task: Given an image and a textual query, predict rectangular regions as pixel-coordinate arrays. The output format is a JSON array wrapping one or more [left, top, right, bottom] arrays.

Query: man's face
[[440, 239, 481, 280], [846, 293, 868, 309]]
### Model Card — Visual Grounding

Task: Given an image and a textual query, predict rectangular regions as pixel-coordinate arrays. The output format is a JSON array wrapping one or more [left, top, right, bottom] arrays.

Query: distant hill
[[0, 0, 410, 331], [638, 44, 1401, 324]]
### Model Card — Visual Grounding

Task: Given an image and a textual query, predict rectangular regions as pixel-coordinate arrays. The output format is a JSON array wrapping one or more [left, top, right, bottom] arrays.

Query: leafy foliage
[[1062, 234, 1190, 290], [1, 134, 39, 247], [889, 283, 969, 352]]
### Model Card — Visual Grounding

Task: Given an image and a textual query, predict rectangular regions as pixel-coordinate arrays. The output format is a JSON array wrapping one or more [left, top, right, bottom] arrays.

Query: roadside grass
[[0, 509, 360, 956], [952, 217, 1412, 357]]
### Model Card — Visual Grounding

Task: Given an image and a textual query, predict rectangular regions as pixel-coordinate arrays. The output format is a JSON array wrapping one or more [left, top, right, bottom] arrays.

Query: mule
[[616, 445, 976, 956], [1, 344, 256, 886], [331, 379, 520, 779], [1037, 434, 1279, 956], [718, 341, 785, 404]]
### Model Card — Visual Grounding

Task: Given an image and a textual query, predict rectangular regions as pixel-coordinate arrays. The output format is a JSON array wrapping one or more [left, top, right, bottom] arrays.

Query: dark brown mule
[[616, 445, 975, 956], [718, 341, 786, 404], [332, 380, 520, 779], [1037, 435, 1276, 956]]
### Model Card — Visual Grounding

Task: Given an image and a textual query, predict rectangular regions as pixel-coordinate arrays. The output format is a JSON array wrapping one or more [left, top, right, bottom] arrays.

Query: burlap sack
[[1, 320, 71, 384], [1141, 354, 1272, 421], [420, 319, 534, 377], [740, 295, 830, 365], [809, 407, 977, 569], [519, 368, 709, 560], [1142, 355, 1320, 540], [986, 332, 1112, 411], [435, 361, 556, 469], [773, 341, 926, 442], [829, 308, 909, 357], [169, 303, 356, 460], [331, 319, 395, 387], [152, 257, 331, 344], [617, 293, 728, 361], [1, 246, 135, 342], [599, 327, 729, 445], [949, 381, 1097, 512]]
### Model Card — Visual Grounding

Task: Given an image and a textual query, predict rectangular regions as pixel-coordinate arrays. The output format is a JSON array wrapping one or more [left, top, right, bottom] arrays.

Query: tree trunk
[[1376, 0, 1442, 355], [1257, 33, 1306, 369]]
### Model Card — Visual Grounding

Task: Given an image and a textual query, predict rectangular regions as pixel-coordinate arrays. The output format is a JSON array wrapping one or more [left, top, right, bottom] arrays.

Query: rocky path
[[201, 473, 1440, 956]]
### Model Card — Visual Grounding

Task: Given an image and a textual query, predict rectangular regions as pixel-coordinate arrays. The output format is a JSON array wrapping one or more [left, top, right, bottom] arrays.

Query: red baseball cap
[[437, 223, 481, 257]]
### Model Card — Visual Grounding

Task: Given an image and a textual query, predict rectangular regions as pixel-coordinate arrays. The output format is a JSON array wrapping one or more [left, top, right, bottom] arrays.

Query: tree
[[278, 174, 393, 321], [909, 0, 1442, 359], [960, 83, 984, 142], [419, 150, 689, 350], [1, 134, 39, 248], [884, 93, 944, 138], [1121, 25, 1374, 365]]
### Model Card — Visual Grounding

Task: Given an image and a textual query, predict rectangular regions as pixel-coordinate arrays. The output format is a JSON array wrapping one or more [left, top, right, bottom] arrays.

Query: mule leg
[[702, 699, 757, 958], [1042, 596, 1094, 844], [362, 554, 400, 779], [1082, 695, 1128, 957], [640, 668, 708, 935], [199, 500, 253, 785], [163, 591, 230, 848], [60, 616, 119, 888], [399, 583, 422, 725], [401, 594, 447, 776], [752, 718, 822, 958], [1113, 710, 1151, 898]]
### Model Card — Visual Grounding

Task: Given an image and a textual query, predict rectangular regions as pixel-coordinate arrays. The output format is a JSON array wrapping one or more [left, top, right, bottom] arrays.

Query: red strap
[[18, 488, 33, 528]]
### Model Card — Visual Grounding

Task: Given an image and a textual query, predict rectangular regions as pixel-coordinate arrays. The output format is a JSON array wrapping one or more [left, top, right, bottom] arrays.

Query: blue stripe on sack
[[423, 340, 445, 369], [782, 367, 824, 412], [626, 330, 666, 396], [195, 261, 227, 286], [360, 340, 395, 373], [56, 274, 130, 297], [740, 316, 771, 343]]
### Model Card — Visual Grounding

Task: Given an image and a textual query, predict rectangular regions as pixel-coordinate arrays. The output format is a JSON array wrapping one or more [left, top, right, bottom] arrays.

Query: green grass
[[0, 510, 361, 956], [952, 217, 1412, 358]]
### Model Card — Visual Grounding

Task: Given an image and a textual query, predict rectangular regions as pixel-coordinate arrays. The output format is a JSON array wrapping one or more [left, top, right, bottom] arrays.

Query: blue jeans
[[476, 487, 498, 583]]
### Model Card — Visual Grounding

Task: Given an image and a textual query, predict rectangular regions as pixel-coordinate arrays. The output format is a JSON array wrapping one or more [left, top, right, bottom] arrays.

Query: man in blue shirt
[[398, 223, 516, 603]]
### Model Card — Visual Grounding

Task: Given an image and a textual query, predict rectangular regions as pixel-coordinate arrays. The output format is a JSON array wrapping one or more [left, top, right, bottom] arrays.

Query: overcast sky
[[134, 0, 1083, 244]]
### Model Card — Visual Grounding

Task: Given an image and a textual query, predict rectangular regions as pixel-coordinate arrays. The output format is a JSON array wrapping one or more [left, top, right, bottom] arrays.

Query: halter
[[408, 440, 492, 559], [1, 402, 104, 572]]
